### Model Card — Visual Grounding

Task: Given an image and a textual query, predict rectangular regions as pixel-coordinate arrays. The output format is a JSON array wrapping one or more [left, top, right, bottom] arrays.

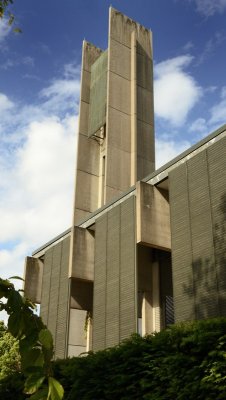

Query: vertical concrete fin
[[73, 41, 103, 225], [170, 137, 226, 322], [120, 196, 137, 340], [136, 182, 171, 250], [24, 256, 43, 304], [93, 214, 107, 350], [40, 237, 70, 359], [93, 196, 137, 351]]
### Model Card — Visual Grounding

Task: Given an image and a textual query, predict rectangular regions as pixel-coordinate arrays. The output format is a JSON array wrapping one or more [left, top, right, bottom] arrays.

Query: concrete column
[[131, 31, 137, 185], [141, 291, 153, 335], [152, 261, 161, 332]]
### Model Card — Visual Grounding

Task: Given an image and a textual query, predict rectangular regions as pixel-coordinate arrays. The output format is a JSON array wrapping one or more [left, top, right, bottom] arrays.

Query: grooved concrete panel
[[120, 198, 137, 340], [24, 257, 43, 304], [207, 136, 226, 315], [169, 163, 195, 321], [106, 207, 120, 347], [40, 249, 52, 325], [93, 196, 136, 351], [40, 237, 70, 359], [55, 237, 70, 359], [188, 152, 218, 319], [170, 136, 226, 322], [93, 215, 107, 350], [48, 242, 62, 342]]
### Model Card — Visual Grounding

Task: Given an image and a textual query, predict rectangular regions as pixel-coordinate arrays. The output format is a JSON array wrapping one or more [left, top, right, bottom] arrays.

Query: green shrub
[[0, 321, 20, 380], [53, 318, 226, 400], [0, 372, 27, 400]]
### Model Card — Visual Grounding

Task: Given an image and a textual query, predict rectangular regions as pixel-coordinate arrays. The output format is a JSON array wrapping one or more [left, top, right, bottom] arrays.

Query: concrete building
[[24, 8, 226, 359]]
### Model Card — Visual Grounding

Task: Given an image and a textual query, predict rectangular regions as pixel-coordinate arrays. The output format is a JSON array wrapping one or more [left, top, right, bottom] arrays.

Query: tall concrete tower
[[24, 8, 157, 359], [73, 7, 155, 225]]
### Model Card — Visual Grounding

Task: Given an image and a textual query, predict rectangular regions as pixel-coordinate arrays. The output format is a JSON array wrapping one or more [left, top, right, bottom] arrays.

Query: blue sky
[[0, 0, 226, 298]]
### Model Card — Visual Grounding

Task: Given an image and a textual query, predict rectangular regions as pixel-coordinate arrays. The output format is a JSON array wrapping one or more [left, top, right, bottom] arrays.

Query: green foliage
[[0, 277, 64, 400], [0, 0, 21, 32], [0, 371, 27, 400], [53, 318, 226, 400], [0, 0, 13, 19], [0, 321, 20, 379]]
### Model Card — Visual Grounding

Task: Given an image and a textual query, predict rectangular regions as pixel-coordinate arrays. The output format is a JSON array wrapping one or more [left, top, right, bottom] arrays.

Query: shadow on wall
[[183, 192, 226, 320]]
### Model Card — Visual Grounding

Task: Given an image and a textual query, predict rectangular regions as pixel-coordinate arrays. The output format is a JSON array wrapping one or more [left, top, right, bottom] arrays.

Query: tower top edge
[[109, 6, 152, 34], [82, 40, 104, 53]]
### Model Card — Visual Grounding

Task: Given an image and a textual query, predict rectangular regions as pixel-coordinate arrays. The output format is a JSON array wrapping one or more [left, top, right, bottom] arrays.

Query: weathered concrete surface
[[24, 256, 43, 303], [136, 182, 171, 251]]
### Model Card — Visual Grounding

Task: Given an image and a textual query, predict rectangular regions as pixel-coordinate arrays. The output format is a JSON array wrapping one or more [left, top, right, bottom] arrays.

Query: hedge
[[1, 318, 226, 399], [54, 318, 226, 400]]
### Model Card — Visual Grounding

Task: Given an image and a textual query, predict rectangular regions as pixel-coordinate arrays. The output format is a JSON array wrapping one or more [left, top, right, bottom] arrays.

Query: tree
[[0, 321, 20, 380], [0, 277, 64, 400], [0, 1, 21, 32]]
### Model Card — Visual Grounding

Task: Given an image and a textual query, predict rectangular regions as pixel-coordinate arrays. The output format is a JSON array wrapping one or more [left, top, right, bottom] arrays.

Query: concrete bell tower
[[73, 7, 155, 225]]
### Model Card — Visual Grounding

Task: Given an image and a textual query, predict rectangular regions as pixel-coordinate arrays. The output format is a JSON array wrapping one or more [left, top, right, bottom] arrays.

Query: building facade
[[24, 8, 226, 359]]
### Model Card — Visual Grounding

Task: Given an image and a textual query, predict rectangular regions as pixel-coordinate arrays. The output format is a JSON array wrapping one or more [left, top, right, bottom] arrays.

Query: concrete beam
[[136, 182, 171, 251]]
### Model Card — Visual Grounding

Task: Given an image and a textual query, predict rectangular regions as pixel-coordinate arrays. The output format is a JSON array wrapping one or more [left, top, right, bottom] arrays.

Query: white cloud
[[0, 93, 14, 112], [191, 0, 226, 17], [154, 55, 202, 126], [209, 86, 226, 125], [0, 116, 77, 246], [189, 117, 207, 133], [63, 62, 81, 79], [1, 55, 35, 70], [188, 86, 226, 135], [155, 138, 191, 168], [196, 32, 226, 65], [39, 78, 80, 114], [183, 41, 194, 51], [0, 64, 80, 293]]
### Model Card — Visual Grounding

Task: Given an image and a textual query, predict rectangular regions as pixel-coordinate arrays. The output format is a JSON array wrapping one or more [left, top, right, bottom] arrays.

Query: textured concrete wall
[[105, 8, 155, 202], [69, 226, 94, 280], [92, 196, 137, 351], [158, 250, 173, 327], [170, 136, 226, 322], [68, 309, 87, 357], [72, 8, 155, 218], [40, 237, 70, 359], [73, 41, 103, 225], [136, 182, 171, 250], [24, 256, 43, 303]]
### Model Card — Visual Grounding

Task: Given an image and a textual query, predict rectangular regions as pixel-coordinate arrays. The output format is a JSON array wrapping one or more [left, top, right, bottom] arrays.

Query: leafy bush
[[0, 372, 27, 400], [53, 318, 226, 400], [1, 318, 226, 399], [0, 277, 64, 399], [0, 321, 20, 379]]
